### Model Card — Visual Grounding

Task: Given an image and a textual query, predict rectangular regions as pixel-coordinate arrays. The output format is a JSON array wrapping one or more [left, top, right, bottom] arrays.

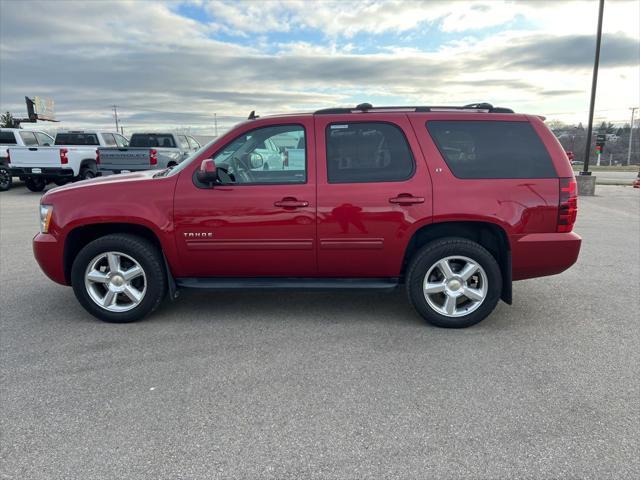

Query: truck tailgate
[[98, 148, 151, 171], [7, 147, 62, 166]]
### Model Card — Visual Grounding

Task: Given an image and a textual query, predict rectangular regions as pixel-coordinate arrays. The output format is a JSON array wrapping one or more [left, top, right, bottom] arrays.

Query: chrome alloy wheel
[[422, 255, 488, 318], [84, 252, 147, 312]]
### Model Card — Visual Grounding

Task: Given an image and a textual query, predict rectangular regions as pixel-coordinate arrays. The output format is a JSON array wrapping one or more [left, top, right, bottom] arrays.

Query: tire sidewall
[[80, 168, 96, 180], [407, 238, 502, 328], [0, 166, 12, 191], [25, 177, 46, 192], [71, 235, 166, 323]]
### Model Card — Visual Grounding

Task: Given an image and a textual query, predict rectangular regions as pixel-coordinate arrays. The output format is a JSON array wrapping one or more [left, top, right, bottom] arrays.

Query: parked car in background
[[8, 130, 127, 192], [97, 133, 198, 175], [33, 102, 580, 327], [1, 128, 54, 191]]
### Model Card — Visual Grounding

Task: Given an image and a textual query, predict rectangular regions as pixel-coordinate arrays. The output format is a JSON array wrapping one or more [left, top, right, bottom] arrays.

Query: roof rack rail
[[314, 103, 514, 115]]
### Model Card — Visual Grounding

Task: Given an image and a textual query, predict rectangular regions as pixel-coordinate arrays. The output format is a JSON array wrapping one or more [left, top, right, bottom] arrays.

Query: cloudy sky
[[0, 0, 638, 135]]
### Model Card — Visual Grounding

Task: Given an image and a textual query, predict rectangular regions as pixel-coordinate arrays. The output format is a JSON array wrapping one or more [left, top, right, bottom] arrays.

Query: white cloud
[[0, 0, 637, 133]]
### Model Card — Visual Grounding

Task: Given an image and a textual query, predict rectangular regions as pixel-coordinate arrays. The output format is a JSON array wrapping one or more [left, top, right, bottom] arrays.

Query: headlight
[[40, 205, 53, 234]]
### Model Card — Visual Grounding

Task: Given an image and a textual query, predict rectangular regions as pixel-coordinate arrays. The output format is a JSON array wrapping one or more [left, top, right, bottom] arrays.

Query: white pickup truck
[[1, 128, 55, 191], [8, 130, 128, 192]]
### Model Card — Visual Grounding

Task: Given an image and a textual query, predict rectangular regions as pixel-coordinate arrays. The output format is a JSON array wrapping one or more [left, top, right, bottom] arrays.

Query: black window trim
[[425, 119, 557, 180], [325, 120, 416, 184], [193, 122, 308, 188]]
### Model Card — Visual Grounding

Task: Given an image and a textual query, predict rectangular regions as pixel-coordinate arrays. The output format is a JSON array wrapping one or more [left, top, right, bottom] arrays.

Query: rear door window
[[0, 131, 17, 144], [426, 121, 556, 179], [187, 136, 200, 149], [101, 133, 117, 146], [19, 131, 38, 146], [35, 132, 54, 145], [177, 135, 190, 150], [325, 122, 414, 183], [115, 134, 129, 147]]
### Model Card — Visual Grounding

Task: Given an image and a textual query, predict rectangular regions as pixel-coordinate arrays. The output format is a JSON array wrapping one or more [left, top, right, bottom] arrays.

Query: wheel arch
[[402, 220, 512, 304], [79, 158, 97, 170], [63, 223, 168, 285]]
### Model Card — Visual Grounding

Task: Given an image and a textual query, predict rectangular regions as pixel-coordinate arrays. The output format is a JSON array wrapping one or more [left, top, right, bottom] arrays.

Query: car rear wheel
[[79, 166, 96, 180], [406, 238, 502, 328], [0, 165, 12, 191], [71, 234, 167, 323], [25, 177, 46, 192]]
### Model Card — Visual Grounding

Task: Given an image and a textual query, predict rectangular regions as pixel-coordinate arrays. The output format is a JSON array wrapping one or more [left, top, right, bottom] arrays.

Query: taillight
[[557, 177, 577, 232], [149, 149, 157, 165], [95, 149, 100, 165], [60, 148, 68, 165], [283, 150, 289, 168]]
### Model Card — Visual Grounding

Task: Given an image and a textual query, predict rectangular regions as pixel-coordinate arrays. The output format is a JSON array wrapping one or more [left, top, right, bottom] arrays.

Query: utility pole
[[628, 107, 638, 166], [214, 113, 218, 137], [581, 0, 605, 176], [112, 105, 119, 132]]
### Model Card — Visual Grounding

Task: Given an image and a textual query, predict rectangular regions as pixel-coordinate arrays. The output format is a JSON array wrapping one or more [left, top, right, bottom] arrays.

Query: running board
[[175, 277, 400, 291]]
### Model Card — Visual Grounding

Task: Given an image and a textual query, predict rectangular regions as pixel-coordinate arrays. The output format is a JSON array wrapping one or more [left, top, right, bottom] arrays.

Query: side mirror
[[197, 158, 218, 184], [249, 152, 264, 169]]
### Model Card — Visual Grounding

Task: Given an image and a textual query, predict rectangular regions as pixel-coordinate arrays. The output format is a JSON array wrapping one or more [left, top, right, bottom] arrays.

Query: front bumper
[[10, 167, 74, 178], [512, 231, 582, 281], [33, 233, 68, 285]]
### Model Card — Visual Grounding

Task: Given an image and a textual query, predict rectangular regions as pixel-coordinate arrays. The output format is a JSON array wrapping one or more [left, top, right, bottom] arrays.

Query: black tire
[[71, 234, 167, 323], [79, 166, 96, 180], [25, 177, 46, 192], [406, 237, 502, 328], [0, 165, 12, 191]]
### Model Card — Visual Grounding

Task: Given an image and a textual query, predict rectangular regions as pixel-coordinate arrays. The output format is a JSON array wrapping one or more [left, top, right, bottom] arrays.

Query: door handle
[[274, 197, 309, 208], [389, 194, 425, 205]]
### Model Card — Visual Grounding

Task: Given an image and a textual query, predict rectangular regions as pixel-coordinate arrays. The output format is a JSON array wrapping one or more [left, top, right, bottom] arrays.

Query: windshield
[[161, 137, 221, 177]]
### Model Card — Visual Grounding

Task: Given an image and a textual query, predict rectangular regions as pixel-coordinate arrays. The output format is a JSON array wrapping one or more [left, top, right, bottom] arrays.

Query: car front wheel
[[406, 238, 502, 328], [71, 234, 167, 323]]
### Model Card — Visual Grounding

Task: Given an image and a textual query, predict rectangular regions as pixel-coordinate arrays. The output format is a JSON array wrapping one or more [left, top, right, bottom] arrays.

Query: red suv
[[34, 103, 580, 328]]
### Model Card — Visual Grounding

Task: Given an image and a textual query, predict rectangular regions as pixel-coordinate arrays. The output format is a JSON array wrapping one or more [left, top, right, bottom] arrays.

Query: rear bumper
[[33, 233, 68, 285], [512, 231, 581, 281], [11, 167, 74, 178]]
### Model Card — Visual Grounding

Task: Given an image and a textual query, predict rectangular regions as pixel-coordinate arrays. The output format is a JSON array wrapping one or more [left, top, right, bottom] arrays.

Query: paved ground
[[1, 184, 639, 480], [572, 169, 638, 185]]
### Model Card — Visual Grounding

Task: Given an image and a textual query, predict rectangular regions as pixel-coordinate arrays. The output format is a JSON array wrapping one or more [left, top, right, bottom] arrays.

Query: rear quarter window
[[426, 120, 556, 179]]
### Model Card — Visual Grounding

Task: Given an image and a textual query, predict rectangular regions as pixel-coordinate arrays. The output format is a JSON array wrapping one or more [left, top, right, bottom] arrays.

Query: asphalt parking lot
[[1, 183, 639, 480]]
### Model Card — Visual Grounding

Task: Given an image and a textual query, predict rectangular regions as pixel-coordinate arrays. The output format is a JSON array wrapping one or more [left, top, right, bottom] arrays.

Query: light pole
[[581, 0, 605, 175], [628, 107, 638, 166], [112, 105, 119, 132]]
